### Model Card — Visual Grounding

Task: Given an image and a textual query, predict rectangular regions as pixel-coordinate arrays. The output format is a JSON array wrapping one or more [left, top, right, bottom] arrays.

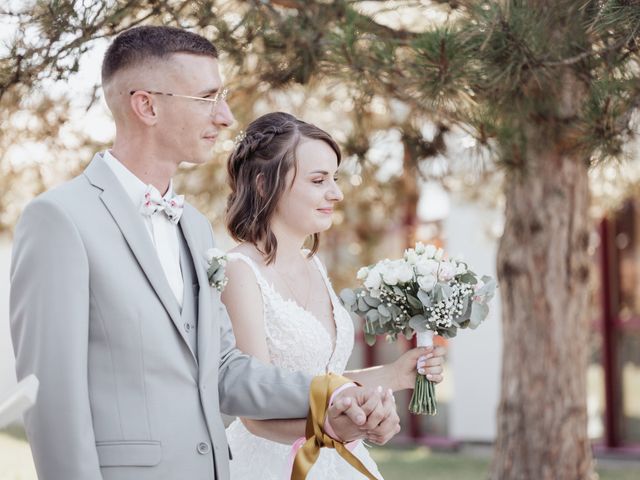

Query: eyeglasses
[[129, 88, 229, 115]]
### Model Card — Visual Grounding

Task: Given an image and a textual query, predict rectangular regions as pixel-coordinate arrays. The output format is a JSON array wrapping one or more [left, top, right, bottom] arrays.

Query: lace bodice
[[226, 252, 354, 376], [224, 252, 383, 480]]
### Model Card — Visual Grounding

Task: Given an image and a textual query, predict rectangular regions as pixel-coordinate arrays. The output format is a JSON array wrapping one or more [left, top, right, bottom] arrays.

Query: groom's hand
[[365, 388, 400, 445]]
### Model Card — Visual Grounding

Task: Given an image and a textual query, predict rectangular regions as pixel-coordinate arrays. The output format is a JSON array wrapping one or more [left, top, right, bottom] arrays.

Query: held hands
[[391, 345, 446, 391], [325, 386, 400, 445]]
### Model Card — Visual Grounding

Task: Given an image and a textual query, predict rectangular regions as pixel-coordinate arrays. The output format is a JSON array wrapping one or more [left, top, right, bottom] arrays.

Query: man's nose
[[212, 100, 235, 128]]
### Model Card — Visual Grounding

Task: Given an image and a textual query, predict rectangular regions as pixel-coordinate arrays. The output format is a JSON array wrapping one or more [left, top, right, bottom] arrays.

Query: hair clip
[[233, 131, 246, 146]]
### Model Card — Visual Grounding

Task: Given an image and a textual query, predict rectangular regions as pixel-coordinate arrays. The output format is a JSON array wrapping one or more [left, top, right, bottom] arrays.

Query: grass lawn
[[371, 446, 640, 480], [2, 428, 640, 480]]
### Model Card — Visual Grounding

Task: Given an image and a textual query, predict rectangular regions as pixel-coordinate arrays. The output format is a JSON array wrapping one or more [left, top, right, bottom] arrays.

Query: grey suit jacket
[[10, 153, 312, 480]]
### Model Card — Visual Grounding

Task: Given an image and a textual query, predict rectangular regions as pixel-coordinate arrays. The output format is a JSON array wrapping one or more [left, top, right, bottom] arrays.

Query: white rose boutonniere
[[205, 248, 228, 292]]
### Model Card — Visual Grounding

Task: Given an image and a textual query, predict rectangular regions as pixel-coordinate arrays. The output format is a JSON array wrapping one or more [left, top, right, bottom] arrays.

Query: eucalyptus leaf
[[470, 302, 489, 328], [439, 325, 458, 339], [417, 289, 432, 307], [365, 309, 380, 324], [440, 283, 453, 299], [476, 276, 497, 300], [403, 325, 415, 339], [213, 270, 225, 282], [406, 294, 422, 310], [378, 303, 391, 317], [432, 285, 444, 304], [357, 297, 369, 312], [388, 304, 402, 318], [457, 318, 470, 328], [457, 272, 478, 284], [363, 294, 382, 308], [339, 289, 357, 308], [409, 314, 428, 332], [392, 286, 404, 297]]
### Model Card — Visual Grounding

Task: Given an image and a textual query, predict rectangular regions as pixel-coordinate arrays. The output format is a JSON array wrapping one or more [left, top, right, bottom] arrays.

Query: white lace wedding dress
[[225, 252, 384, 479]]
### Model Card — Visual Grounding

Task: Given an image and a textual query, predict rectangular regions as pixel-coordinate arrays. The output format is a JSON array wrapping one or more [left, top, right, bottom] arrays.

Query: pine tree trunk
[[490, 127, 597, 478]]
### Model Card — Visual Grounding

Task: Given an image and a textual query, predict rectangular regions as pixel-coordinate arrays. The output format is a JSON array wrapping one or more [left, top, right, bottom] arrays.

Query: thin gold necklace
[[271, 259, 312, 310]]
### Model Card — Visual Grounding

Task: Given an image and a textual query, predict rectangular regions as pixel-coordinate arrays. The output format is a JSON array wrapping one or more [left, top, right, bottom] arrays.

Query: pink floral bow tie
[[140, 185, 184, 224]]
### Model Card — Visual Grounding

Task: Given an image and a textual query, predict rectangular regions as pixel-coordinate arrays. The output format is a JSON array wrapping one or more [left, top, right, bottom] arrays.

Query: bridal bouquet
[[340, 243, 496, 415]]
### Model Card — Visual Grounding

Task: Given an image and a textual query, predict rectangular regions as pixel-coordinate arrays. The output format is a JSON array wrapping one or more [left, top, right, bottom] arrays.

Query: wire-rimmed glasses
[[129, 88, 229, 115]]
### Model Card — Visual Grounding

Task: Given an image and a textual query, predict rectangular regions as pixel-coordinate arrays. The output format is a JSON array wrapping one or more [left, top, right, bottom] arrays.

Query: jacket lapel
[[84, 154, 195, 361], [178, 205, 214, 380]]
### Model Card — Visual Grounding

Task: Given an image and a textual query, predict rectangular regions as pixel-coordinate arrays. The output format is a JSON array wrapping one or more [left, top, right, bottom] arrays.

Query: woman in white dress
[[221, 112, 445, 479]]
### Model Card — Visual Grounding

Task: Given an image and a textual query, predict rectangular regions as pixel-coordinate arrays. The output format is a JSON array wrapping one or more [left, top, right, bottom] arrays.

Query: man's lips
[[203, 134, 218, 142]]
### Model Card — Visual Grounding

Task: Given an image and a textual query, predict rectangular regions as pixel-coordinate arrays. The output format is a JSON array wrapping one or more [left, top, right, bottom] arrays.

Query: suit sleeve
[[10, 198, 102, 480], [203, 226, 312, 419]]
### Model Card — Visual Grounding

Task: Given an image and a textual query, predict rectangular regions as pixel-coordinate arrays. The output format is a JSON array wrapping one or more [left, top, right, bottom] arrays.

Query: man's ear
[[130, 91, 158, 126]]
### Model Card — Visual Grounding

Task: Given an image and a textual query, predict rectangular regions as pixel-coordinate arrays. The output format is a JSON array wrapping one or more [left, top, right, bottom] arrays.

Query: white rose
[[415, 242, 426, 255], [405, 249, 419, 265], [416, 259, 439, 276], [357, 267, 369, 280], [438, 261, 456, 282], [396, 262, 414, 283], [424, 244, 437, 258], [364, 268, 382, 290], [382, 269, 399, 286], [418, 274, 437, 292], [434, 248, 445, 261]]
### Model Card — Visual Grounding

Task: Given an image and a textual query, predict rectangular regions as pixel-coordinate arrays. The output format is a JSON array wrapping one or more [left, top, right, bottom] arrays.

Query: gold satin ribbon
[[291, 373, 378, 480]]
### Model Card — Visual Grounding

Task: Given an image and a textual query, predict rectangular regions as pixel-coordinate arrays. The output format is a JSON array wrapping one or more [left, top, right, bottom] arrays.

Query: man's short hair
[[102, 25, 218, 83]]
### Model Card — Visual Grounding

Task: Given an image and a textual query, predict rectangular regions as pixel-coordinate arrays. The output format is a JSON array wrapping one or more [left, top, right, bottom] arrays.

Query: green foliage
[[1, 0, 639, 233]]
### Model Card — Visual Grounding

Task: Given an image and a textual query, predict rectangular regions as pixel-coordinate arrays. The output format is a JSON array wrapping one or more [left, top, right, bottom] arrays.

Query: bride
[[221, 112, 445, 479]]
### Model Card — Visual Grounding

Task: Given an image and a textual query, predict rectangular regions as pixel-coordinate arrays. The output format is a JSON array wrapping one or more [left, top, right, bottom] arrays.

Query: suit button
[[197, 442, 211, 455]]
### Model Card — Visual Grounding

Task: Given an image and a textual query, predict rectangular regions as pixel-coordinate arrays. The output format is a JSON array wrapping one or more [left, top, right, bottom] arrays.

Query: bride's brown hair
[[225, 112, 341, 264]]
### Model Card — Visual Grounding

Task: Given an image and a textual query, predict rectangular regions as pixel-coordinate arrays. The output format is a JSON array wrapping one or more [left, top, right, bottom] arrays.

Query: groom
[[10, 26, 400, 480]]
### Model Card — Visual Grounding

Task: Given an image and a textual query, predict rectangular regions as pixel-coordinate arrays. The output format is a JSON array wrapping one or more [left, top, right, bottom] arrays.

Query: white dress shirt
[[102, 150, 184, 307]]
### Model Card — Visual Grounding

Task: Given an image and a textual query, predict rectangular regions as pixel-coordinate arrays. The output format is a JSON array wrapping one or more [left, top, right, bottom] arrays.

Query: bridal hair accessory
[[233, 130, 246, 146], [205, 248, 228, 292]]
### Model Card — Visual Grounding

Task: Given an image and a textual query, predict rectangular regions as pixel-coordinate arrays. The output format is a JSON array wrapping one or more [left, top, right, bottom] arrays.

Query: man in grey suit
[[10, 26, 399, 480]]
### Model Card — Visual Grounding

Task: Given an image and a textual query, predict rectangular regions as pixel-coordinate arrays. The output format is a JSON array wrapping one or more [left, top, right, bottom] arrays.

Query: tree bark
[[490, 127, 597, 478]]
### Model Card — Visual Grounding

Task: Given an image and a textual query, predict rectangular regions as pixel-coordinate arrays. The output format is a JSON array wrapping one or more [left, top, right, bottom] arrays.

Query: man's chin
[[185, 151, 212, 166]]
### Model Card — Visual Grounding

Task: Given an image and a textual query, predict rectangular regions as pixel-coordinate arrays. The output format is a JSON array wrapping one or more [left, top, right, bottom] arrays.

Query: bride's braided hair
[[226, 112, 341, 264]]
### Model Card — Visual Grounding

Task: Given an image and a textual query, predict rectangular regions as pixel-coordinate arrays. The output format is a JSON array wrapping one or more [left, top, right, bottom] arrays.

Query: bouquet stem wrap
[[409, 331, 437, 415], [291, 373, 377, 480]]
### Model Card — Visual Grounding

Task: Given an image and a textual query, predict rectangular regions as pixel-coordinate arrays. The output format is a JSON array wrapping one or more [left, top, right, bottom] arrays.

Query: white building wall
[[444, 195, 503, 441]]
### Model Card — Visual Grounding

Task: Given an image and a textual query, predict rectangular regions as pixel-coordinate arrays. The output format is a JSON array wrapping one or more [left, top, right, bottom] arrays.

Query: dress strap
[[226, 252, 271, 293], [309, 254, 335, 298]]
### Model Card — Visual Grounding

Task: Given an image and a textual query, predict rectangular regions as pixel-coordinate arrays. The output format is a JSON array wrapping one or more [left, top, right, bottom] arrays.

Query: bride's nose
[[327, 183, 343, 202]]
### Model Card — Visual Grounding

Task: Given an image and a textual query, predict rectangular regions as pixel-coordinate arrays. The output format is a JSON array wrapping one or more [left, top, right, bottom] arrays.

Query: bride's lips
[[317, 208, 334, 215]]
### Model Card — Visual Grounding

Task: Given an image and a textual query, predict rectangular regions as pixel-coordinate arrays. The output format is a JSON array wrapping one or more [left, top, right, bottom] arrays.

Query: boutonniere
[[205, 248, 228, 292]]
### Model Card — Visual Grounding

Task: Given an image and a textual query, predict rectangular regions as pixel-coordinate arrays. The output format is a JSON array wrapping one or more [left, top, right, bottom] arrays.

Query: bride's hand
[[390, 345, 446, 390]]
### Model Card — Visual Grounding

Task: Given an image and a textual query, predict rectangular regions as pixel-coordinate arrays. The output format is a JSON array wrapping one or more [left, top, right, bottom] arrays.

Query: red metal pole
[[599, 217, 619, 448]]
